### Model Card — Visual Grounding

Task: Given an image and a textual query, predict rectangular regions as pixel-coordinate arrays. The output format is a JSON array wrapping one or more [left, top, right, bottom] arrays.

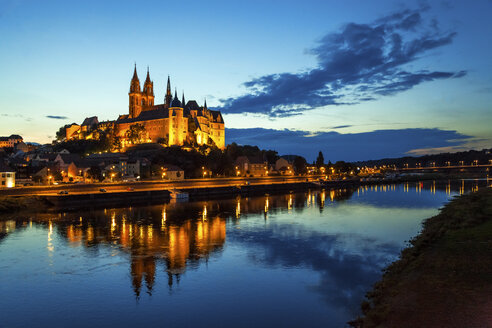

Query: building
[[275, 157, 294, 175], [0, 162, 15, 188], [161, 164, 184, 180], [66, 66, 225, 149], [0, 135, 23, 148], [235, 156, 268, 177]]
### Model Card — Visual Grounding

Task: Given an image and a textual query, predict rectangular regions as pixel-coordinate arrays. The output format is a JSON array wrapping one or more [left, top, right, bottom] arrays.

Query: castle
[[66, 66, 225, 149]]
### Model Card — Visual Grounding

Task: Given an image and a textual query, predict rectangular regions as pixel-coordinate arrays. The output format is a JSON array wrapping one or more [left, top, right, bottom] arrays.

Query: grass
[[350, 188, 492, 328]]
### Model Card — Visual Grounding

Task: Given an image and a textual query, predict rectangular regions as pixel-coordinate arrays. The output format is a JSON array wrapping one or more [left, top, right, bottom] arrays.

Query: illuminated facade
[[0, 163, 15, 188], [0, 134, 23, 148], [66, 66, 225, 149]]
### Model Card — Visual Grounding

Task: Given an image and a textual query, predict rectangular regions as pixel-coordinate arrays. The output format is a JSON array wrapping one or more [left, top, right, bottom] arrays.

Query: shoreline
[[0, 177, 489, 215], [349, 187, 492, 327]]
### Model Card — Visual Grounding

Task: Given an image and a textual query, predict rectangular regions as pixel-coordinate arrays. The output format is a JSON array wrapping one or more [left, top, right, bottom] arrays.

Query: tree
[[293, 156, 307, 175], [125, 124, 147, 145], [157, 136, 169, 146], [316, 151, 324, 168], [87, 166, 103, 181]]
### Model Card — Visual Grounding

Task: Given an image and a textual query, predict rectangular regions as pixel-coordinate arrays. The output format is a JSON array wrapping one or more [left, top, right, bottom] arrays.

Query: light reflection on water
[[0, 179, 489, 328]]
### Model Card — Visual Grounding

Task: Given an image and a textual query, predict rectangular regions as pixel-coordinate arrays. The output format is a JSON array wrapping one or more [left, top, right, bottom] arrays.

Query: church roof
[[185, 100, 199, 111], [116, 108, 170, 124], [210, 110, 224, 123]]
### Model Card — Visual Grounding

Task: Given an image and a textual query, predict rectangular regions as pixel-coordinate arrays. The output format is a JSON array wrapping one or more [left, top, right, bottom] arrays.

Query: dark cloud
[[330, 125, 352, 129], [219, 6, 465, 117], [226, 127, 472, 162], [46, 115, 68, 120]]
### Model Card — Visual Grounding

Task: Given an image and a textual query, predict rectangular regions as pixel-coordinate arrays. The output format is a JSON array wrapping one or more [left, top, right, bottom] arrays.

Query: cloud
[[329, 125, 352, 129], [1, 113, 33, 122], [46, 115, 68, 120], [219, 6, 465, 117], [226, 127, 473, 162]]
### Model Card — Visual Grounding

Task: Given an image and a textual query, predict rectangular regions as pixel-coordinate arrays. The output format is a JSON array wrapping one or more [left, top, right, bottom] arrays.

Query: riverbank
[[350, 187, 492, 327], [0, 196, 48, 214]]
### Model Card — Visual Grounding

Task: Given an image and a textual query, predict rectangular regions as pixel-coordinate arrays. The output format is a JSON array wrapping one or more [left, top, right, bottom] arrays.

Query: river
[[0, 179, 489, 327]]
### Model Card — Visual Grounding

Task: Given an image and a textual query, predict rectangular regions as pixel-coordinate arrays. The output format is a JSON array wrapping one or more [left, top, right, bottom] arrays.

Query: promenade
[[0, 175, 321, 196]]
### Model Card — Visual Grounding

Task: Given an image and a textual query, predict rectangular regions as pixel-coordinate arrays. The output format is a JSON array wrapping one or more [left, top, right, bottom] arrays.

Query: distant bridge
[[396, 164, 492, 173]]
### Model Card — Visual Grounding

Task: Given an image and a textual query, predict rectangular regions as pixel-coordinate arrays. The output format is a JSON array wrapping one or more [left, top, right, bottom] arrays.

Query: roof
[[235, 156, 266, 165], [171, 97, 182, 108], [0, 162, 14, 172], [116, 107, 170, 124], [161, 164, 183, 171], [57, 154, 82, 164], [37, 153, 58, 161], [210, 110, 224, 123], [185, 100, 200, 111], [81, 116, 99, 126], [9, 134, 22, 139]]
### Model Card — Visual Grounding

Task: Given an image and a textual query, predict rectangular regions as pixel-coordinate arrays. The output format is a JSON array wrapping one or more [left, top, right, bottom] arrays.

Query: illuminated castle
[[66, 66, 225, 149]]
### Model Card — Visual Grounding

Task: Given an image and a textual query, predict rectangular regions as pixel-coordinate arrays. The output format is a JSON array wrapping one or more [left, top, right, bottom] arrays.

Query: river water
[[0, 179, 489, 327]]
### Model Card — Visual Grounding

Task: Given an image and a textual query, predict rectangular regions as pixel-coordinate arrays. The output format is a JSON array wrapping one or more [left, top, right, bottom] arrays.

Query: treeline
[[126, 142, 283, 178], [354, 148, 492, 168]]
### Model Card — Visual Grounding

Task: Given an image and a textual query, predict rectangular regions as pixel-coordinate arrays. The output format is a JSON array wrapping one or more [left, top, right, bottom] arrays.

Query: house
[[127, 159, 140, 177], [32, 165, 58, 184], [161, 164, 184, 180], [14, 142, 29, 153], [275, 157, 294, 175], [235, 156, 268, 177], [0, 162, 15, 188]]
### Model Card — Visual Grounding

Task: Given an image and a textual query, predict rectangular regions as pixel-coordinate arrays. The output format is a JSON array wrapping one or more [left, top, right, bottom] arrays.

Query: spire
[[166, 76, 171, 95], [130, 64, 140, 93], [165, 76, 172, 107], [175, 88, 178, 99], [204, 98, 207, 110], [182, 91, 185, 108], [132, 63, 139, 81], [145, 66, 151, 82]]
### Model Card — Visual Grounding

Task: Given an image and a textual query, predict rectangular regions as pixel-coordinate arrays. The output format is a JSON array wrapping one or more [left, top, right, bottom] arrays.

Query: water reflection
[[58, 204, 227, 297], [0, 179, 490, 328]]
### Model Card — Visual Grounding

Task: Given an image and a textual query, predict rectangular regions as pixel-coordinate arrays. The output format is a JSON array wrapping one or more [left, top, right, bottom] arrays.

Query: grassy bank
[[350, 188, 492, 328], [0, 196, 48, 214]]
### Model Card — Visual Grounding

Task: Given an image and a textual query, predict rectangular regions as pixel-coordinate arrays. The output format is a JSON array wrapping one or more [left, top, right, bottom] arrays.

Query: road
[[0, 176, 321, 196]]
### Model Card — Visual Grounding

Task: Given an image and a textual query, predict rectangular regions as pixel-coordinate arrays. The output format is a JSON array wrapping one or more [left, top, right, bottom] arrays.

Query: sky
[[0, 0, 491, 162]]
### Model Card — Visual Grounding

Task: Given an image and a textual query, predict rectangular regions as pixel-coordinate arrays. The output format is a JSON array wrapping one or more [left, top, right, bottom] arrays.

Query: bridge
[[395, 164, 492, 173]]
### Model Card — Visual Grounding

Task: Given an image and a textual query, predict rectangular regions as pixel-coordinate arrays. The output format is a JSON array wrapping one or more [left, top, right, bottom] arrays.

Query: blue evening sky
[[0, 0, 490, 161]]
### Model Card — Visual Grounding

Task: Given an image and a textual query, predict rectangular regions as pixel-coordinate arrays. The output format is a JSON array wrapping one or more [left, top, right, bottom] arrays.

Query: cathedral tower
[[129, 64, 143, 118], [142, 66, 155, 109]]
